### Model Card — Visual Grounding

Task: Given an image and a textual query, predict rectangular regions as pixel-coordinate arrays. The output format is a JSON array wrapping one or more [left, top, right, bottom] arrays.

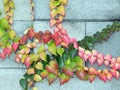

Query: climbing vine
[[0, 0, 120, 90]]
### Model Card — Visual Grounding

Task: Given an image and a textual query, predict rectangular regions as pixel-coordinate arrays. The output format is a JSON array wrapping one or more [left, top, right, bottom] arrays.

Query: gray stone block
[[0, 69, 26, 90], [12, 21, 33, 36], [30, 75, 120, 90], [34, 0, 120, 20], [34, 21, 85, 40], [14, 0, 32, 20], [1, 71, 119, 90]]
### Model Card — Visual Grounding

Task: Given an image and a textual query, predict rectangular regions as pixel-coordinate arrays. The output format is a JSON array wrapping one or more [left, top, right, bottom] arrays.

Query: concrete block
[[34, 0, 120, 20], [0, 69, 26, 90], [14, 0, 32, 20]]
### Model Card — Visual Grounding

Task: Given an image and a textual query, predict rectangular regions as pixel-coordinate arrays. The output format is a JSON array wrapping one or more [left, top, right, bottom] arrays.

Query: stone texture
[[0, 71, 120, 90], [0, 0, 120, 90], [14, 0, 32, 20], [34, 0, 120, 20], [0, 69, 26, 90]]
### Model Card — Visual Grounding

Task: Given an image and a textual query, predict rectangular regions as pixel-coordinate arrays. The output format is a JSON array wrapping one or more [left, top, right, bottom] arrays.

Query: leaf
[[0, 28, 5, 38], [0, 18, 9, 28], [53, 1, 61, 6], [33, 74, 42, 82], [76, 70, 87, 80], [3, 0, 9, 5], [32, 87, 38, 90], [65, 58, 71, 65], [59, 73, 70, 85], [57, 5, 65, 16], [57, 47, 64, 56], [37, 45, 45, 54], [19, 79, 28, 90], [40, 52, 47, 61], [9, 1, 15, 9], [48, 44, 57, 55], [49, 1, 57, 10], [13, 36, 20, 43], [62, 66, 73, 77], [47, 73, 57, 85], [35, 62, 43, 70], [69, 49, 78, 58], [8, 30, 16, 40], [50, 9, 57, 19], [46, 61, 58, 75], [73, 56, 84, 68], [59, 0, 68, 5], [56, 56, 64, 69], [40, 70, 48, 79]]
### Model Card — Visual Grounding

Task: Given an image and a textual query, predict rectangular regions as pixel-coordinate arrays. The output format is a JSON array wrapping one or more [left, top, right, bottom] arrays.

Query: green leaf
[[47, 40, 54, 47], [0, 28, 5, 38], [56, 56, 64, 69], [69, 49, 78, 58], [73, 56, 84, 68], [53, 1, 61, 6], [13, 36, 20, 42], [65, 58, 71, 65], [19, 79, 28, 90], [48, 44, 57, 55], [40, 52, 47, 61], [0, 18, 9, 28], [8, 30, 16, 40], [57, 47, 64, 56], [3, 0, 9, 5], [37, 45, 45, 54]]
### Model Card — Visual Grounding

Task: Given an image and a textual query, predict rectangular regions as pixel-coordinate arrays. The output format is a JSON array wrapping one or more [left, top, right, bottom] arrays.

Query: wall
[[0, 0, 120, 90]]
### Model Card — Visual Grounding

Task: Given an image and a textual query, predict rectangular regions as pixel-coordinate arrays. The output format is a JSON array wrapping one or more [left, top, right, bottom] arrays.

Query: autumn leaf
[[59, 73, 70, 85], [57, 5, 65, 16], [35, 62, 43, 70], [46, 61, 58, 75], [47, 73, 57, 85], [40, 70, 49, 79], [33, 74, 42, 82], [62, 66, 73, 77]]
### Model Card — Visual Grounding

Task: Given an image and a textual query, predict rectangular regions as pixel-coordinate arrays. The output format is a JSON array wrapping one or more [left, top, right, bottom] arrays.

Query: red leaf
[[47, 73, 57, 85], [43, 30, 52, 44], [24, 56, 32, 69], [46, 61, 58, 75], [19, 35, 28, 45], [27, 28, 35, 39], [0, 52, 6, 61], [98, 73, 107, 83], [12, 43, 18, 52], [88, 75, 96, 83], [3, 48, 12, 57], [88, 67, 97, 75], [76, 70, 86, 80], [50, 19, 57, 28], [59, 73, 70, 85], [62, 67, 73, 77], [40, 70, 48, 79]]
